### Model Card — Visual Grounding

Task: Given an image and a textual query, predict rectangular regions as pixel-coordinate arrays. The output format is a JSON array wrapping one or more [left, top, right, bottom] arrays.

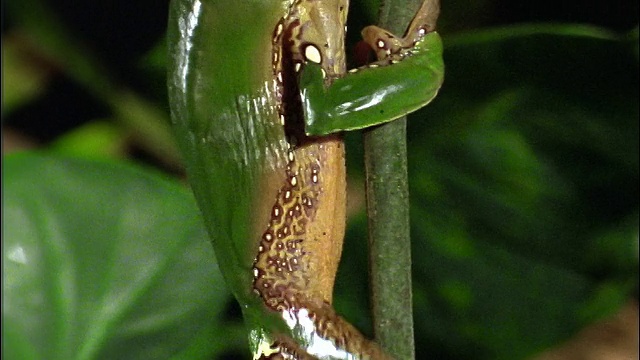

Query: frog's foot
[[255, 299, 394, 359], [360, 0, 440, 61]]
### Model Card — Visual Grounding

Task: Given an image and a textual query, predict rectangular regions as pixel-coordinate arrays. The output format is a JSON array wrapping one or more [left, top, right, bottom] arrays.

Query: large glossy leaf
[[2, 152, 240, 360]]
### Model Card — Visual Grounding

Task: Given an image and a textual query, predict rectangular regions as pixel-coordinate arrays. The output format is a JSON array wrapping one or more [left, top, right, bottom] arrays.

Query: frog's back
[[168, 0, 290, 306]]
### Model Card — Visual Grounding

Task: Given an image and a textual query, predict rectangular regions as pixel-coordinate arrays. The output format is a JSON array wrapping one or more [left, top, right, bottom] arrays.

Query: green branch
[[364, 0, 433, 357]]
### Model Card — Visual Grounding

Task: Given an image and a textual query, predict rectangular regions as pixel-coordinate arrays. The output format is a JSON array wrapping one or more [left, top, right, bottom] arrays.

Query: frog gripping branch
[[167, 0, 443, 358], [300, 0, 443, 136]]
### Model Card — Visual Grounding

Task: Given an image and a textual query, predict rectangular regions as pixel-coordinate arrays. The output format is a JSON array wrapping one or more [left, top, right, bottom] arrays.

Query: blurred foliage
[[2, 0, 638, 359], [3, 154, 244, 359]]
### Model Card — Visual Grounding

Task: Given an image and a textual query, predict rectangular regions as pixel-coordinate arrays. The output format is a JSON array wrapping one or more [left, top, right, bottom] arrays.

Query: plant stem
[[364, 0, 427, 357], [364, 118, 414, 358]]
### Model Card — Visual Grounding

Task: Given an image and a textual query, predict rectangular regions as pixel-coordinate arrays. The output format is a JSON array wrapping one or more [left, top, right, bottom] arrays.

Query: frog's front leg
[[299, 0, 444, 136]]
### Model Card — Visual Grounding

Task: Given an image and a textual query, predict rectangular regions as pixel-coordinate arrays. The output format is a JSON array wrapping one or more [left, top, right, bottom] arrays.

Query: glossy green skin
[[167, 0, 290, 335], [168, 0, 443, 356], [301, 32, 444, 135]]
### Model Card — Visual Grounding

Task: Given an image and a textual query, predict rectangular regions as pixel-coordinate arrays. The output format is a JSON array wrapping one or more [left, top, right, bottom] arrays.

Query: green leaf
[[49, 121, 128, 160], [407, 25, 638, 359], [2, 153, 241, 360]]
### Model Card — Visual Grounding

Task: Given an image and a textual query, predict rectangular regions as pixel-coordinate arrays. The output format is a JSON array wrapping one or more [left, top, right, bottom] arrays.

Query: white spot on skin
[[277, 72, 283, 83], [281, 309, 351, 359], [265, 233, 273, 241], [295, 62, 302, 72], [253, 268, 259, 278], [290, 176, 297, 187], [285, 190, 291, 200], [418, 27, 426, 36], [288, 151, 294, 162], [304, 44, 322, 64], [377, 40, 386, 49], [312, 174, 318, 183], [280, 114, 285, 125]]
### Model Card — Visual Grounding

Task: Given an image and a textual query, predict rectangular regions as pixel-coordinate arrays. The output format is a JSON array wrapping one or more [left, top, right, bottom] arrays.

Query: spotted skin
[[248, 0, 442, 358], [250, 0, 392, 357], [253, 0, 348, 311], [252, 144, 334, 311], [168, 0, 440, 357]]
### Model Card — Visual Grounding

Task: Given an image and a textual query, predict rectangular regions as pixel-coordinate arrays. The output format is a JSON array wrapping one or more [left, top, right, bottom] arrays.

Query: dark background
[[3, 0, 638, 148], [3, 0, 638, 359]]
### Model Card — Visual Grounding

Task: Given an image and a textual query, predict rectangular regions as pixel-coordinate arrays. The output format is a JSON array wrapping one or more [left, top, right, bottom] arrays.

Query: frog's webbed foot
[[254, 298, 394, 359], [299, 0, 443, 135], [360, 0, 440, 61], [255, 337, 317, 360]]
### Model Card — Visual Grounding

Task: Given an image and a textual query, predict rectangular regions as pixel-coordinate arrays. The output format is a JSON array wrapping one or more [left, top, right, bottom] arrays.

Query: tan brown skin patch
[[252, 135, 346, 311], [254, 0, 348, 314], [249, 0, 403, 358]]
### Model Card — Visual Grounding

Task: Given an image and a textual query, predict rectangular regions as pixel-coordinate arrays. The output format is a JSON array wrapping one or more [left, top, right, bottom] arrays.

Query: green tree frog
[[167, 0, 443, 357]]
